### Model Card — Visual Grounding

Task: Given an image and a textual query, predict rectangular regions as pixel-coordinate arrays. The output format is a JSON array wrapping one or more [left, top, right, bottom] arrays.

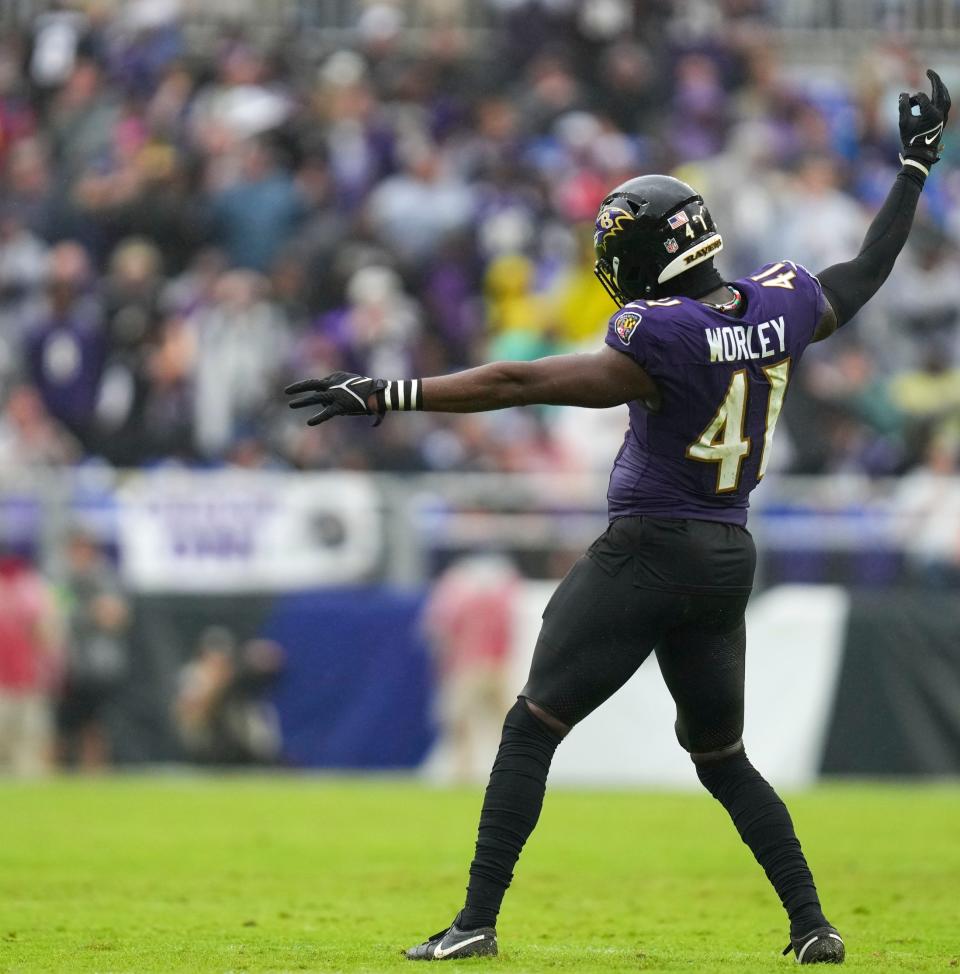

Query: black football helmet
[[593, 175, 723, 306]]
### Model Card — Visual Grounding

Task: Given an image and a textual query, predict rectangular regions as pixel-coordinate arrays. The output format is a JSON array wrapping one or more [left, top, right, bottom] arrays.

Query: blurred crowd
[[0, 0, 958, 483]]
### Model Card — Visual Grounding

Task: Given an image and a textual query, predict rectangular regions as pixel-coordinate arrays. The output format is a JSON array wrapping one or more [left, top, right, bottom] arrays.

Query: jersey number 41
[[686, 359, 790, 493]]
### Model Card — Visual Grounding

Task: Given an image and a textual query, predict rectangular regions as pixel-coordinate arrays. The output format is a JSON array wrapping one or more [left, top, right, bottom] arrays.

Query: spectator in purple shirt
[[25, 241, 104, 447]]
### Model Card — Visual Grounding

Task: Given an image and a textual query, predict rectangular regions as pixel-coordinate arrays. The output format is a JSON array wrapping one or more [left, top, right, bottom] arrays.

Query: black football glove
[[899, 68, 951, 172], [285, 371, 387, 426]]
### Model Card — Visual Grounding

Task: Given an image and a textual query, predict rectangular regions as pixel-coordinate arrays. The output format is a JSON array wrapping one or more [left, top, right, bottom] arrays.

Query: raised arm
[[812, 68, 950, 342], [285, 346, 657, 426]]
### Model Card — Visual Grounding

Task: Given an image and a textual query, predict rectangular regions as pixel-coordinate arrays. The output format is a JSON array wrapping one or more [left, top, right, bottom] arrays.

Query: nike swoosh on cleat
[[433, 935, 487, 959], [795, 933, 843, 964], [797, 936, 819, 963]]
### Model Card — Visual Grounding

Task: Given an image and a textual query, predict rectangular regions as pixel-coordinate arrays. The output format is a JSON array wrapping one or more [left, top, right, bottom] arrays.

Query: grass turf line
[[0, 778, 958, 972]]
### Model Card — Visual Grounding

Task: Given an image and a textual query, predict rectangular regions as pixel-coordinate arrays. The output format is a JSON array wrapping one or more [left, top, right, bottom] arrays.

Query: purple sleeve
[[604, 305, 657, 368]]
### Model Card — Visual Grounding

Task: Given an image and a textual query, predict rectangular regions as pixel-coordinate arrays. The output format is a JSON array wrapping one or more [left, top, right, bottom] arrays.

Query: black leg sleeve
[[459, 700, 562, 930], [696, 749, 828, 938]]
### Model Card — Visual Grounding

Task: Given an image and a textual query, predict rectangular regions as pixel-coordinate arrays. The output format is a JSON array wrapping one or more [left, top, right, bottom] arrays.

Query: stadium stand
[[0, 0, 958, 482]]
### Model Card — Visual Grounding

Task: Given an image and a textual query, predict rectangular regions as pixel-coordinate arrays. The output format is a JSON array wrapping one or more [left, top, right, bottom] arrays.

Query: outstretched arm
[[812, 68, 950, 342], [285, 346, 657, 426], [419, 347, 656, 412]]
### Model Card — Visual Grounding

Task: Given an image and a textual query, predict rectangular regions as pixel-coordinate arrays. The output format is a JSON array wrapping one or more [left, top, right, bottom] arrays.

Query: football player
[[286, 70, 949, 965]]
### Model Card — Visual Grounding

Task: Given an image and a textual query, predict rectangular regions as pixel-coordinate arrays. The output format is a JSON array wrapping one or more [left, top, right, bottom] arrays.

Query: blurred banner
[[266, 588, 434, 769], [101, 582, 960, 781], [111, 588, 435, 768], [116, 471, 382, 591], [822, 590, 960, 776]]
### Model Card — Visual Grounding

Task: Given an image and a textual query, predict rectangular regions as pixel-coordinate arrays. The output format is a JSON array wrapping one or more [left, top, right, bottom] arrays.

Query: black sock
[[459, 699, 562, 930], [695, 748, 828, 938]]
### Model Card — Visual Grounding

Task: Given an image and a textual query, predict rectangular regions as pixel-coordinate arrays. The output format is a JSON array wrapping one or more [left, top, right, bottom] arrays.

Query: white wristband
[[899, 154, 930, 178], [384, 379, 422, 411]]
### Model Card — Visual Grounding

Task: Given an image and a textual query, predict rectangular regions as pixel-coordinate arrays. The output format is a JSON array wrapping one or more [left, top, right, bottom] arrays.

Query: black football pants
[[523, 515, 754, 750]]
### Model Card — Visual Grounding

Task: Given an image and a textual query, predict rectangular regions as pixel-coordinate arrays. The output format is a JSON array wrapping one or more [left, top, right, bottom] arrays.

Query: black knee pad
[[691, 738, 745, 765], [489, 699, 563, 782], [674, 711, 744, 757], [503, 698, 563, 748], [694, 744, 751, 798]]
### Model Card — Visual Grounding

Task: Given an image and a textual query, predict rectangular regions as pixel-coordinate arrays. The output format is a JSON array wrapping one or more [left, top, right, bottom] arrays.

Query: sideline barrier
[[106, 583, 960, 780]]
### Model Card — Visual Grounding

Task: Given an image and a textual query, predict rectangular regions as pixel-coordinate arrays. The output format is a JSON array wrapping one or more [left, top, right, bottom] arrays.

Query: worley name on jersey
[[704, 316, 786, 363]]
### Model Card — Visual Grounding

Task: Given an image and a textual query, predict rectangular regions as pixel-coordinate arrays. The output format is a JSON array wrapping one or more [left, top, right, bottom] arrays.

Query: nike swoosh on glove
[[285, 371, 388, 426], [899, 68, 951, 173]]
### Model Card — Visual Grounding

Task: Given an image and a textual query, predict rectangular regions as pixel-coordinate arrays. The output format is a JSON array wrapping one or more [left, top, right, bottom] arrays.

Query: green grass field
[[1, 778, 958, 973]]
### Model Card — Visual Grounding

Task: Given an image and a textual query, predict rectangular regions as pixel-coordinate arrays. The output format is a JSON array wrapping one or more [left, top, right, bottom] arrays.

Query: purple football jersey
[[605, 260, 827, 526]]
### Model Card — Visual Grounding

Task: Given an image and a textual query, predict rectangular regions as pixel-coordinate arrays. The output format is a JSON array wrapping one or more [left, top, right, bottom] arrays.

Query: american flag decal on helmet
[[667, 211, 689, 230]]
